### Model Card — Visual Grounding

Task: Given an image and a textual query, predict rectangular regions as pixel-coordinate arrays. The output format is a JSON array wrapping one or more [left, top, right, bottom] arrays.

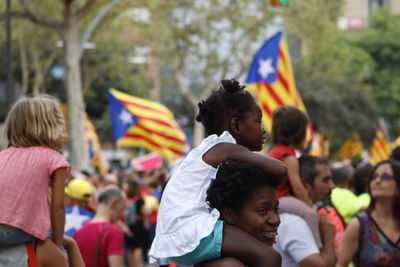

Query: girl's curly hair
[[196, 79, 256, 136]]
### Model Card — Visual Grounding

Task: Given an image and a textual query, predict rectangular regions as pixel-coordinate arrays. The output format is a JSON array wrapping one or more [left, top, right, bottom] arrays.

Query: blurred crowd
[[59, 146, 400, 267]]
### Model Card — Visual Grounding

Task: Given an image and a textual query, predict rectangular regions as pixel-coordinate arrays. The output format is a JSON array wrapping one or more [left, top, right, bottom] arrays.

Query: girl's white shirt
[[149, 131, 236, 265]]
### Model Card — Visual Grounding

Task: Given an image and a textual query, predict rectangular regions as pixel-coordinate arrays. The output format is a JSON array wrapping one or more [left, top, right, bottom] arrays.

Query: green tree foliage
[[128, 0, 276, 145], [282, 0, 377, 154], [351, 8, 400, 139]]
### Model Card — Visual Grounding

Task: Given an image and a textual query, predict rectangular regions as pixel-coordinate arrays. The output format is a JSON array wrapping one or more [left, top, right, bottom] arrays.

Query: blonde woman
[[337, 160, 400, 267], [0, 96, 70, 266]]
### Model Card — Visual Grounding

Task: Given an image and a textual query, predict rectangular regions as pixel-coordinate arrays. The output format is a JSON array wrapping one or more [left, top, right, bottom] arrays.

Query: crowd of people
[[0, 79, 399, 267]]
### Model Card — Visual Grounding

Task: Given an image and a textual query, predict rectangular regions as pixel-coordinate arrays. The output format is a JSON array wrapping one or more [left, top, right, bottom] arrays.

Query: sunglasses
[[371, 173, 393, 181]]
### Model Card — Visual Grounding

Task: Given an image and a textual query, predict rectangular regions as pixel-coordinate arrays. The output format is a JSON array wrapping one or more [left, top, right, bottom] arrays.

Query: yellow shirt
[[331, 187, 371, 224]]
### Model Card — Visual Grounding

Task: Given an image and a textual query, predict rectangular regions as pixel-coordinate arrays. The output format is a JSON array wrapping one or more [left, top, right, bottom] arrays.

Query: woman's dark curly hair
[[271, 105, 308, 146], [196, 79, 256, 136], [206, 160, 278, 213]]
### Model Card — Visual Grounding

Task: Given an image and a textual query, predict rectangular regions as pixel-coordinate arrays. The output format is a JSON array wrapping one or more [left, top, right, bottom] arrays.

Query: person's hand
[[318, 214, 336, 243], [116, 220, 134, 237]]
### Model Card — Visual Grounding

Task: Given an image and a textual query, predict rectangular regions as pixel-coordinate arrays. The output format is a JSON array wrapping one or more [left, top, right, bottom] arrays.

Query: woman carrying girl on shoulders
[[149, 79, 286, 267]]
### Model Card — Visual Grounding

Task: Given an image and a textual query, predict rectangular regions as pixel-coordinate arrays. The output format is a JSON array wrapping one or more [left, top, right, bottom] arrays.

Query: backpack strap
[[354, 213, 366, 266], [91, 224, 111, 267]]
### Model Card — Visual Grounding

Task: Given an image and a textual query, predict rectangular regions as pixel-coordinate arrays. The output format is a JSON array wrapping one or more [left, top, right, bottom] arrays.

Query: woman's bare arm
[[336, 218, 360, 267]]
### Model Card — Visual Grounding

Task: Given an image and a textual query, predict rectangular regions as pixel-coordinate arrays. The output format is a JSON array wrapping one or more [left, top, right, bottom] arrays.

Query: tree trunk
[[30, 45, 42, 95], [63, 18, 89, 171], [18, 37, 29, 96], [148, 52, 161, 102], [174, 70, 205, 146]]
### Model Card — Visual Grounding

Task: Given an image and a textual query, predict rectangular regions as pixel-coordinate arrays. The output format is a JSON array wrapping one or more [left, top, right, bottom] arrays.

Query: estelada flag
[[392, 136, 400, 148], [84, 113, 107, 175], [246, 31, 313, 143], [107, 88, 186, 160], [369, 120, 391, 165], [338, 133, 364, 160], [309, 133, 330, 158]]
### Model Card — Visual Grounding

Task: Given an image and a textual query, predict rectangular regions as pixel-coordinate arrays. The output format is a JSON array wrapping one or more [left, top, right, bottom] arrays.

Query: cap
[[65, 179, 95, 201]]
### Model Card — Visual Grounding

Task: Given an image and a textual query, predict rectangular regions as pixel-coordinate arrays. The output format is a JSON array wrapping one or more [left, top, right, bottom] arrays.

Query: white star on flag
[[118, 109, 134, 125], [258, 58, 275, 79], [65, 206, 91, 233]]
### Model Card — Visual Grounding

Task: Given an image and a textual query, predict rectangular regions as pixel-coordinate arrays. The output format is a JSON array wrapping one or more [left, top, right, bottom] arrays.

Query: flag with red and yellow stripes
[[107, 89, 186, 160], [369, 120, 391, 165], [84, 113, 107, 175], [338, 133, 364, 160], [245, 31, 313, 143], [392, 136, 400, 148], [309, 133, 330, 158]]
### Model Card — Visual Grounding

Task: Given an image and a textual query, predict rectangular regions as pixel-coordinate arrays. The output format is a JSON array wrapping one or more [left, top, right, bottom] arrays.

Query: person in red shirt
[[268, 105, 322, 248], [73, 185, 126, 267]]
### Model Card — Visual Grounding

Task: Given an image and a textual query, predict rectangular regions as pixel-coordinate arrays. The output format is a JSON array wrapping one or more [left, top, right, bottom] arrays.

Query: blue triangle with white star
[[107, 90, 138, 141], [246, 32, 282, 84]]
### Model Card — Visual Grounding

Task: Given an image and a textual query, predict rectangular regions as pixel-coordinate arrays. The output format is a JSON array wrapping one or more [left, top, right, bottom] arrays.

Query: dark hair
[[271, 105, 308, 146], [367, 160, 400, 222], [196, 79, 257, 136], [391, 146, 400, 162], [206, 160, 278, 213], [125, 179, 141, 198], [299, 155, 328, 185], [352, 163, 372, 195]]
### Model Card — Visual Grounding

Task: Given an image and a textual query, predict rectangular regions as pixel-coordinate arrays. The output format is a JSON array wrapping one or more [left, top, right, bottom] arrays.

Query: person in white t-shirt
[[273, 155, 336, 267]]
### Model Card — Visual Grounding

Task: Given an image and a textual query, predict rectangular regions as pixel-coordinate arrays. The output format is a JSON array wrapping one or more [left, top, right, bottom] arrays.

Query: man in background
[[64, 178, 95, 237], [274, 155, 336, 267], [73, 185, 126, 267]]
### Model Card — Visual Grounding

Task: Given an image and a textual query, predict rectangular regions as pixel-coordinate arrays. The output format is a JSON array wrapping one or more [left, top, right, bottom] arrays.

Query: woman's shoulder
[[347, 215, 363, 232]]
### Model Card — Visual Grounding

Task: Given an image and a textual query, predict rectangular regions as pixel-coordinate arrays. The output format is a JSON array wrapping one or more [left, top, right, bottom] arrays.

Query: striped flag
[[338, 133, 364, 160], [84, 113, 107, 175], [309, 133, 329, 158], [107, 88, 186, 160], [392, 136, 400, 148], [246, 31, 313, 143], [369, 120, 391, 165]]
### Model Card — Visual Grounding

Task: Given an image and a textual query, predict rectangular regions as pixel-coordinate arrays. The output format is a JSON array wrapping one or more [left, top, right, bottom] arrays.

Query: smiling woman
[[201, 160, 280, 266], [337, 159, 400, 267]]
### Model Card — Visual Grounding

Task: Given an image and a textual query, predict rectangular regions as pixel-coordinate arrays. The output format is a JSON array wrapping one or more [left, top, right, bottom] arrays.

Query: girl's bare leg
[[35, 239, 67, 267]]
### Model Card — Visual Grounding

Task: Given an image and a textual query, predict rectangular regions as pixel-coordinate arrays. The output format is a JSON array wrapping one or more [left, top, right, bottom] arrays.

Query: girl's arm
[[203, 143, 286, 184], [283, 155, 313, 207], [336, 218, 360, 267], [51, 167, 67, 247]]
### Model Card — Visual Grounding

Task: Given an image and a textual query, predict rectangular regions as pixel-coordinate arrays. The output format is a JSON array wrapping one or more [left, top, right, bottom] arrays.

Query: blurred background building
[[339, 0, 400, 30]]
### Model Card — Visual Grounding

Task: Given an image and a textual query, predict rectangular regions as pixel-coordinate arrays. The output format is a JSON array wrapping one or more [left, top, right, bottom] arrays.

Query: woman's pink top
[[0, 146, 71, 240], [268, 144, 296, 198]]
